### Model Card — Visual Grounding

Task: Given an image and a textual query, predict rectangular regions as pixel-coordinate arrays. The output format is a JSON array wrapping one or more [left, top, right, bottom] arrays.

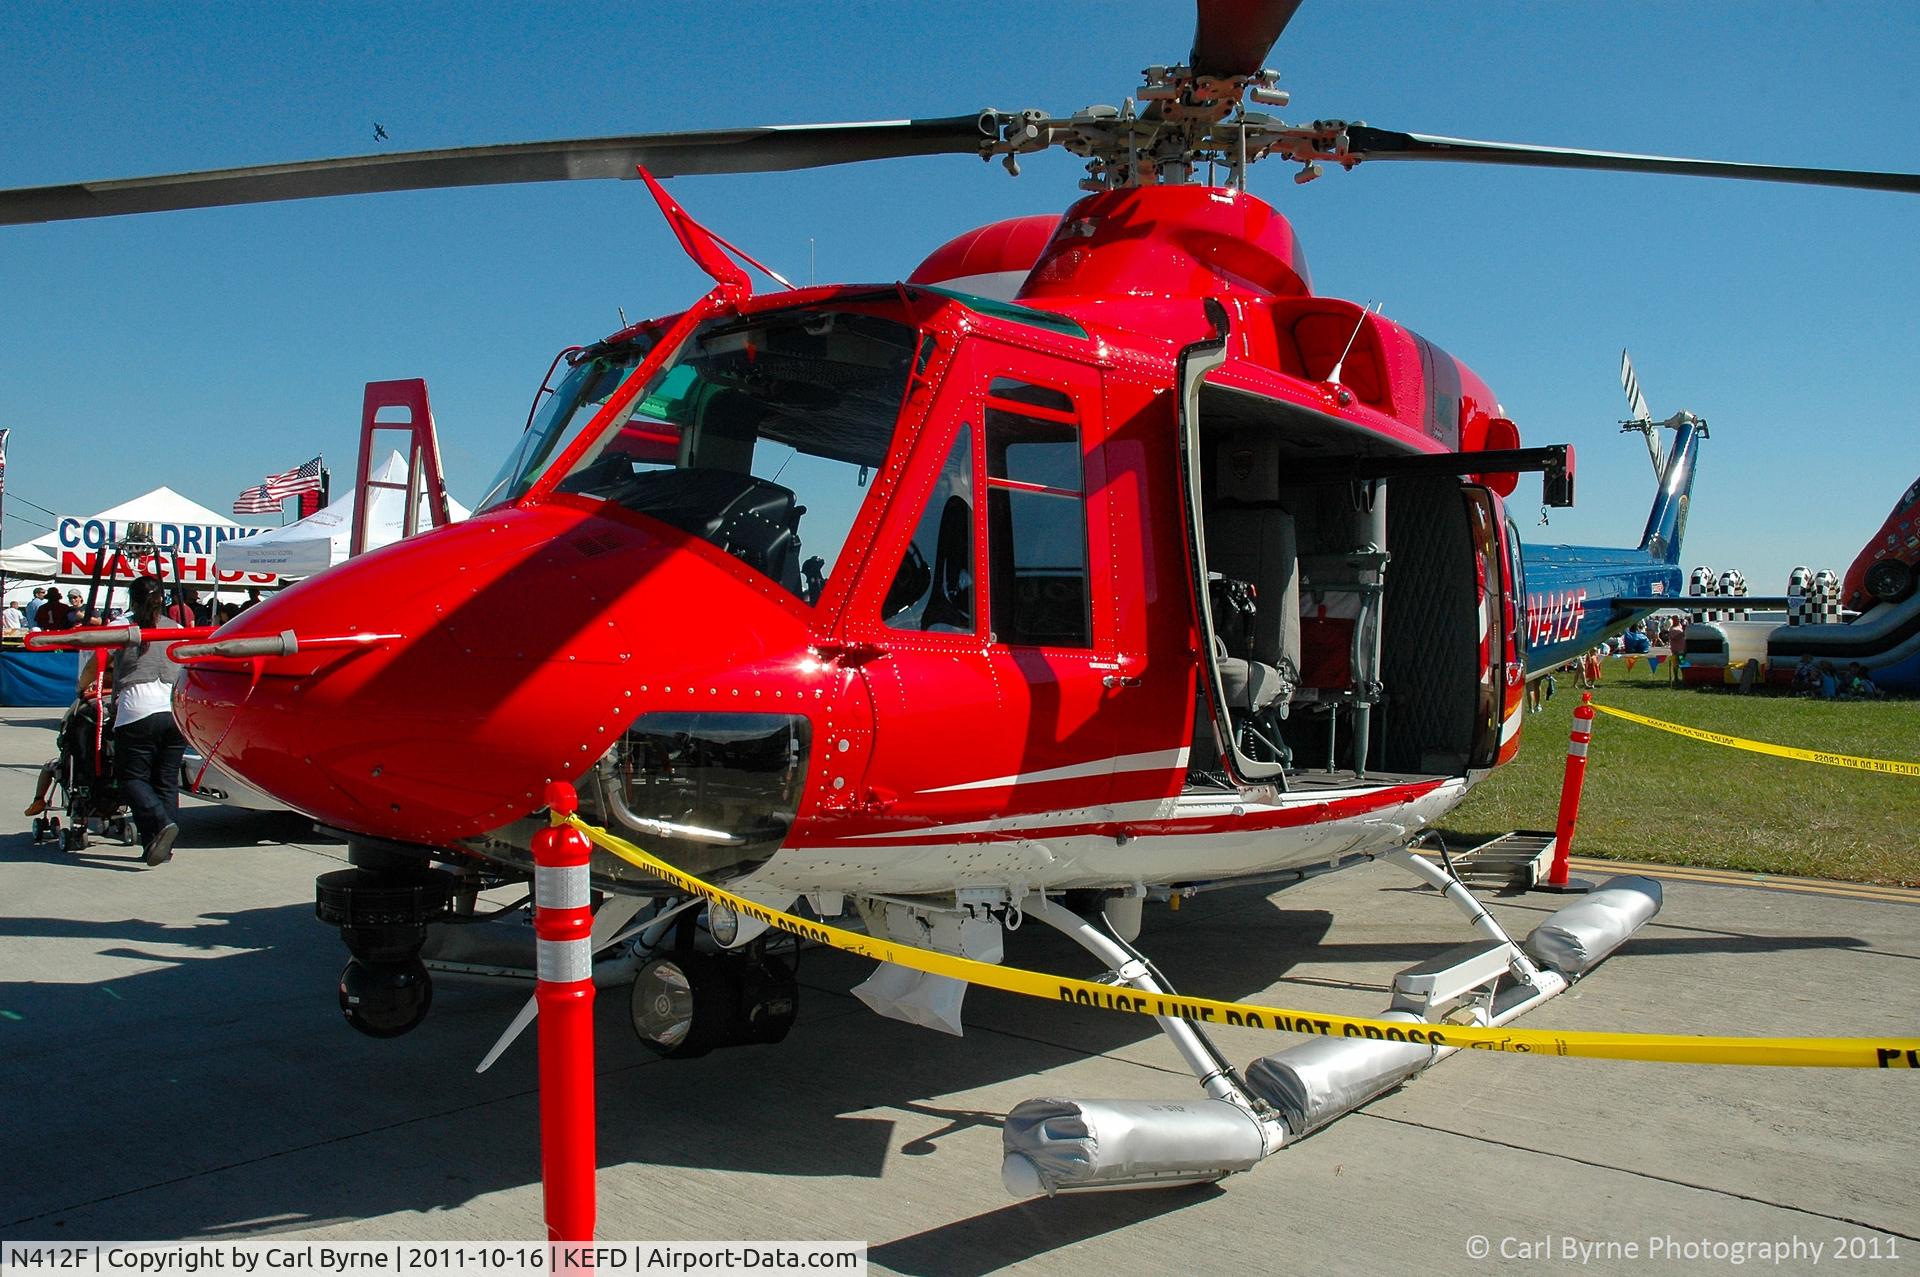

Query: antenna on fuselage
[[1326, 300, 1382, 387]]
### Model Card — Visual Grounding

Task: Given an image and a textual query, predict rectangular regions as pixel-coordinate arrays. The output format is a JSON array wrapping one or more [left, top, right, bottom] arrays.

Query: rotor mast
[[982, 66, 1327, 192]]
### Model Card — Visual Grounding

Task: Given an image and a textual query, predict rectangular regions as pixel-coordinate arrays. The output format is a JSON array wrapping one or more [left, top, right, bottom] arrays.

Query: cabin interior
[[1189, 392, 1490, 792]]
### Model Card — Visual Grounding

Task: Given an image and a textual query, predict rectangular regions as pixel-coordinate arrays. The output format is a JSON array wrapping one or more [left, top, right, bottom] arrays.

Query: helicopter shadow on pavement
[[2, 844, 1883, 1245], [1, 805, 330, 874], [870, 1184, 1222, 1277], [0, 890, 573, 1238], [588, 887, 1345, 1177], [0, 868, 1339, 1240], [177, 803, 341, 849]]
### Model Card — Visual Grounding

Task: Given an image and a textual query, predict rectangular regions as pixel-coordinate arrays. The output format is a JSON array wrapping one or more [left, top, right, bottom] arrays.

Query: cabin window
[[883, 424, 975, 633], [985, 381, 1090, 647]]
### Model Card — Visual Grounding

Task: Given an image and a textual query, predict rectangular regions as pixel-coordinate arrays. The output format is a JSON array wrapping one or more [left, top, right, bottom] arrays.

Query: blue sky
[[1, 1, 1915, 592]]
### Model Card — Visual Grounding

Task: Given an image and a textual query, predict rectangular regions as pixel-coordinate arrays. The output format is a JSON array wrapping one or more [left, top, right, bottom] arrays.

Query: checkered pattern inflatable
[[1689, 566, 1715, 622], [1811, 569, 1842, 624], [1786, 566, 1812, 625]]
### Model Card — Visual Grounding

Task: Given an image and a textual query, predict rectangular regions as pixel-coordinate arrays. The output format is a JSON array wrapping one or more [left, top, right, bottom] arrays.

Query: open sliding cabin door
[[1178, 339, 1289, 786], [1180, 346, 1511, 787], [1461, 484, 1522, 771], [1495, 505, 1529, 766]]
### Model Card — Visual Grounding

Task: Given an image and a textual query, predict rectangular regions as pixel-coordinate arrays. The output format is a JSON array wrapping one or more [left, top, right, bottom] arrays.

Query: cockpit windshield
[[476, 338, 657, 513], [545, 305, 919, 605]]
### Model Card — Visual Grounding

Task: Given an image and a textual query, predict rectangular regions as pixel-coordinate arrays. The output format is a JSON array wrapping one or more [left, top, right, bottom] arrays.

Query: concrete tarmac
[[1, 708, 1914, 1274]]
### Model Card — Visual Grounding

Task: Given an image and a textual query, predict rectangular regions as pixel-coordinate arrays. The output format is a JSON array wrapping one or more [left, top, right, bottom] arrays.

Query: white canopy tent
[[0, 540, 58, 580], [93, 486, 243, 530], [2, 486, 261, 603], [213, 451, 469, 578]]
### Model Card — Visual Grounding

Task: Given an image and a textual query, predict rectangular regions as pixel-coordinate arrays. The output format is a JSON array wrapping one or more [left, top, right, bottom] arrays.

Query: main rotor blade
[[1190, 0, 1304, 79], [0, 115, 996, 226], [1342, 126, 1920, 195]]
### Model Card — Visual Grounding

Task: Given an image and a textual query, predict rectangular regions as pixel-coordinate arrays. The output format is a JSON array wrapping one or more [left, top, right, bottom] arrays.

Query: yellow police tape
[[1591, 705, 1920, 778], [562, 816, 1919, 1070]]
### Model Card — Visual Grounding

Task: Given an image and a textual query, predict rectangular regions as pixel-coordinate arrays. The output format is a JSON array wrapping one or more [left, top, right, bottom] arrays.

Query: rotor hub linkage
[[980, 66, 1356, 191]]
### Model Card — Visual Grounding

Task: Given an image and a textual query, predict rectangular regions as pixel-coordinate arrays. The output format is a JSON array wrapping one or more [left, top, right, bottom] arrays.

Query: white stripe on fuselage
[[918, 747, 1190, 794], [853, 775, 1409, 843]]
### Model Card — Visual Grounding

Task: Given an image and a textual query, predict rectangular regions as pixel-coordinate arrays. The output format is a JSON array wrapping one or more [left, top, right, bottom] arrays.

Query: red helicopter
[[9, 0, 1919, 1196]]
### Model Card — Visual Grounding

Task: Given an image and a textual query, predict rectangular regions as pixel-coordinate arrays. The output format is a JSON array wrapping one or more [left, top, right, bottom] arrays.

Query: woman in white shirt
[[112, 576, 186, 866]]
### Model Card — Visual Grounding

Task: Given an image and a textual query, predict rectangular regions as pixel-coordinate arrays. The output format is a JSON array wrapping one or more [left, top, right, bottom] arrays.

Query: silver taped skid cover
[[1001, 1097, 1267, 1195], [1244, 1010, 1435, 1135], [1523, 875, 1663, 977]]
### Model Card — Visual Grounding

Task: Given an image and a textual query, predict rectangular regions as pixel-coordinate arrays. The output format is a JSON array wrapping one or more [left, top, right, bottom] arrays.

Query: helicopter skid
[[1001, 867, 1662, 1196]]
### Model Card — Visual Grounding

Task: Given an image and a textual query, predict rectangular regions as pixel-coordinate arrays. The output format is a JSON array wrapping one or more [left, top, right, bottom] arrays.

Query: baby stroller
[[30, 696, 137, 853]]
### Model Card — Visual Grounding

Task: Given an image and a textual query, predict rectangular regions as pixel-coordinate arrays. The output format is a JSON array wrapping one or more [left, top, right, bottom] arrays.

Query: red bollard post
[[534, 781, 597, 1243], [1543, 693, 1597, 893]]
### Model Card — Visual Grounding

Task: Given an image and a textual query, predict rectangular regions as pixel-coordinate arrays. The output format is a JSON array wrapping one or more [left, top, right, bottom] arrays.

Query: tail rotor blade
[[1619, 348, 1664, 480], [1620, 349, 1651, 424]]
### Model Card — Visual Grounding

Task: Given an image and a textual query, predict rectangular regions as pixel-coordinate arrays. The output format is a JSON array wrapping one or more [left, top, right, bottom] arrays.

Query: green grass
[[1441, 663, 1920, 886]]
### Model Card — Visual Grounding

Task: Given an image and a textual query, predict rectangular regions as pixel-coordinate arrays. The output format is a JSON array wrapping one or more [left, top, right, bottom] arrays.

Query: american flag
[[234, 456, 323, 515], [232, 483, 282, 514]]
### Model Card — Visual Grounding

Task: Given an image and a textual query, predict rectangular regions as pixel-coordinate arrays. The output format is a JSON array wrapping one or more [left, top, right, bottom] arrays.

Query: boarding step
[[1389, 938, 1512, 1017], [1419, 830, 1557, 890]]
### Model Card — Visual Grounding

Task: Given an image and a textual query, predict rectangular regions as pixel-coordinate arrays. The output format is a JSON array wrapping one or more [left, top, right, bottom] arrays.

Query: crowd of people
[[1790, 654, 1884, 701], [1522, 613, 1893, 708], [1526, 618, 1686, 712], [3, 584, 255, 634]]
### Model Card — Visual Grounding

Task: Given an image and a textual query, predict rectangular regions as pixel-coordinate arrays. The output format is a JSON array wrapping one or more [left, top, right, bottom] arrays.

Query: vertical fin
[[1638, 418, 1704, 564]]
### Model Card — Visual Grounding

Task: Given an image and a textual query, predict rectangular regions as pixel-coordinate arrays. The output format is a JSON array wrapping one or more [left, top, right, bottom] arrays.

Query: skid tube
[[999, 849, 1661, 1196]]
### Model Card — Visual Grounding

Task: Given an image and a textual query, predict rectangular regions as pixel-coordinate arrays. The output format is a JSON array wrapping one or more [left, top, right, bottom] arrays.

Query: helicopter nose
[[174, 505, 664, 846]]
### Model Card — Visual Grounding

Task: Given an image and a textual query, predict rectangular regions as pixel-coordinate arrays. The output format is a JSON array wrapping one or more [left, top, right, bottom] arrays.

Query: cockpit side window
[[477, 341, 652, 512]]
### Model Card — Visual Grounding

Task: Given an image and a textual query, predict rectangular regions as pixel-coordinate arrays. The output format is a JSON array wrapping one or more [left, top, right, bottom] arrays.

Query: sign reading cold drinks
[[55, 516, 280, 586]]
